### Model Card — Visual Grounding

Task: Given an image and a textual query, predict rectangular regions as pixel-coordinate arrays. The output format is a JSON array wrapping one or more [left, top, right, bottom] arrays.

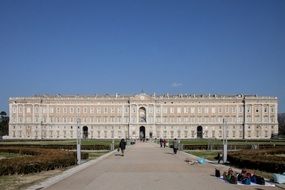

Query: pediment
[[131, 93, 153, 101]]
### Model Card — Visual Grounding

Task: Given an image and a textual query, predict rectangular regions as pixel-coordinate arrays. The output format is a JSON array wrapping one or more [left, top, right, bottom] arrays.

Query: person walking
[[119, 138, 126, 156], [159, 138, 163, 148], [173, 138, 179, 154], [163, 139, 167, 148]]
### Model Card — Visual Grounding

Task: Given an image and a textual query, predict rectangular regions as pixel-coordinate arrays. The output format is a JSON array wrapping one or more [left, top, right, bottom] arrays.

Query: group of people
[[159, 138, 167, 148], [119, 138, 181, 157], [217, 168, 265, 185], [159, 138, 180, 154]]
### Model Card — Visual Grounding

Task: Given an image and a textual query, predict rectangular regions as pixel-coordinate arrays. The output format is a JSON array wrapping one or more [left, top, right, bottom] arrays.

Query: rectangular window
[[190, 107, 195, 114], [212, 130, 215, 138], [205, 107, 209, 114]]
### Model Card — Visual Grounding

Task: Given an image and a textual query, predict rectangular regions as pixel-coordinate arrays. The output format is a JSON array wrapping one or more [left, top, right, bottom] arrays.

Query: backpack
[[229, 175, 237, 184], [242, 178, 251, 185], [255, 175, 265, 185], [215, 169, 221, 177]]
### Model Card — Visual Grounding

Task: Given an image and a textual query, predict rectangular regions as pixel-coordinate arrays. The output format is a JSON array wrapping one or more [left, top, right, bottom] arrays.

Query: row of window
[[13, 115, 276, 124], [11, 129, 273, 139], [12, 105, 276, 114]]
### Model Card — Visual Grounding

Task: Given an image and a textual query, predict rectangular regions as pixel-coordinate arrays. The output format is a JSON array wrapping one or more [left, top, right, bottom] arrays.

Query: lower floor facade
[[9, 123, 278, 140]]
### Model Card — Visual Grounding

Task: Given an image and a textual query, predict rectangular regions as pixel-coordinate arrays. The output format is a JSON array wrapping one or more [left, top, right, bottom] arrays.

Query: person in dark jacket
[[173, 138, 179, 154], [119, 138, 127, 156]]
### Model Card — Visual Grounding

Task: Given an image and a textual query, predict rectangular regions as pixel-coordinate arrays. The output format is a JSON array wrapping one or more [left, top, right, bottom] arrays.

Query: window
[[13, 106, 17, 113], [190, 107, 195, 113], [212, 107, 216, 113], [205, 107, 209, 114], [247, 106, 251, 113], [70, 107, 74, 113], [239, 106, 243, 113], [225, 107, 229, 113], [212, 130, 215, 138], [27, 107, 31, 113], [184, 131, 188, 138], [248, 130, 251, 137], [198, 107, 201, 113]]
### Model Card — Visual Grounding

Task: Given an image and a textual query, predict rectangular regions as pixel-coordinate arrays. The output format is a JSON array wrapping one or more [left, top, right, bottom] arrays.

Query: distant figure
[[173, 138, 179, 154], [119, 138, 127, 156], [159, 138, 163, 148], [163, 139, 167, 148], [217, 152, 222, 164]]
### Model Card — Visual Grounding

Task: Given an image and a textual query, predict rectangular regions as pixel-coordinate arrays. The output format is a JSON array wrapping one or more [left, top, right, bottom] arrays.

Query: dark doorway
[[197, 126, 203, 138], [149, 132, 153, 139], [139, 126, 145, 140], [83, 126, 88, 139]]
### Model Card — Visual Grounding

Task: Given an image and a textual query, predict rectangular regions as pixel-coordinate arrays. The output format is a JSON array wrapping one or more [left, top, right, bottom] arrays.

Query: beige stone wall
[[8, 94, 278, 139]]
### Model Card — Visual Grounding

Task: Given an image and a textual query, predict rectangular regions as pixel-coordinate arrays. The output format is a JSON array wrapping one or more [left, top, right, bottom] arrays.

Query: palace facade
[[8, 93, 278, 139]]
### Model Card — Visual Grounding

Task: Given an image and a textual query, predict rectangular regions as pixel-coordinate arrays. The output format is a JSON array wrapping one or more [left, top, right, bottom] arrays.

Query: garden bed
[[0, 147, 88, 175], [227, 148, 285, 173]]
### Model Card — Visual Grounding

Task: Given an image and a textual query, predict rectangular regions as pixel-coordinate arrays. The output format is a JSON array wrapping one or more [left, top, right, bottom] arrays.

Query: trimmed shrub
[[0, 144, 111, 150], [0, 147, 89, 175], [228, 148, 285, 173]]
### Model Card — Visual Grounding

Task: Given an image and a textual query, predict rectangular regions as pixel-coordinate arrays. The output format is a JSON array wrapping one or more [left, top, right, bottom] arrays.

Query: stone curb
[[26, 150, 116, 190]]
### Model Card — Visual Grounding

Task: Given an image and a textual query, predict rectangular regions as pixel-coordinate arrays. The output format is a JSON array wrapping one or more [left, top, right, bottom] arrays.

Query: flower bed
[[0, 147, 88, 175]]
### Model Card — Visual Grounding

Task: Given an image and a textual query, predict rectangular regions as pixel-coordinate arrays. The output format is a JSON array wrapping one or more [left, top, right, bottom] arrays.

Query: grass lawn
[[185, 150, 219, 161], [87, 151, 110, 160]]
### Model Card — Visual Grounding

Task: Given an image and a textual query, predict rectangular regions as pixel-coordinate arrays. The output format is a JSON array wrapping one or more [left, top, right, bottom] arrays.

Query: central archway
[[197, 126, 203, 138], [139, 126, 145, 140], [83, 126, 88, 139]]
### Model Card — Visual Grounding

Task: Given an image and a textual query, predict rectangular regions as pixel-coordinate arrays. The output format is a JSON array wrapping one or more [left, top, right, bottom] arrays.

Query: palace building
[[8, 93, 278, 140]]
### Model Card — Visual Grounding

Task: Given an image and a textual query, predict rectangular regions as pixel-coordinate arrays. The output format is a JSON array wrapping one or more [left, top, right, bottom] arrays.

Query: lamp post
[[76, 118, 81, 165], [223, 118, 228, 163]]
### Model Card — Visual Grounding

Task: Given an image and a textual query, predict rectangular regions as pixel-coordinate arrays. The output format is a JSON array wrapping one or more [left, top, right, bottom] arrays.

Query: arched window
[[139, 107, 146, 122]]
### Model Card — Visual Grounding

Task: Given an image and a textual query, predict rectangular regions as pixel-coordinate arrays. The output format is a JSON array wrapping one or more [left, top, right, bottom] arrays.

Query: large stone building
[[8, 93, 278, 140]]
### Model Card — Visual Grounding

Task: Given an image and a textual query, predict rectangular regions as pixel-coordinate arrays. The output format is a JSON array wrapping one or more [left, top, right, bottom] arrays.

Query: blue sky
[[0, 0, 285, 113]]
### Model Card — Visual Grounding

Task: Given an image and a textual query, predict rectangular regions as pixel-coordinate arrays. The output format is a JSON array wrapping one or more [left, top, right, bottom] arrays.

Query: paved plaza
[[34, 142, 279, 190]]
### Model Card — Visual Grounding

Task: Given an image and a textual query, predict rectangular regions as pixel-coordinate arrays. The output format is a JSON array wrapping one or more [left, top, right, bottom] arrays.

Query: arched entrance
[[197, 126, 203, 138], [139, 126, 145, 140], [83, 126, 88, 139]]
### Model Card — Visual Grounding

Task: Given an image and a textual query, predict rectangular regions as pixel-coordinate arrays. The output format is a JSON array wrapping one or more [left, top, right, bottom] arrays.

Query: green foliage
[[0, 111, 9, 136]]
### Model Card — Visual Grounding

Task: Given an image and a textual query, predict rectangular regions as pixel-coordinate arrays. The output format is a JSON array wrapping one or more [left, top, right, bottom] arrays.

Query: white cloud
[[171, 82, 183, 87]]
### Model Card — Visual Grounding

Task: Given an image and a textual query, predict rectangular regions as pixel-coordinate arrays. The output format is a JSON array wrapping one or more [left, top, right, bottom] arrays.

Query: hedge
[[0, 147, 88, 175], [227, 148, 285, 173], [0, 144, 114, 150]]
